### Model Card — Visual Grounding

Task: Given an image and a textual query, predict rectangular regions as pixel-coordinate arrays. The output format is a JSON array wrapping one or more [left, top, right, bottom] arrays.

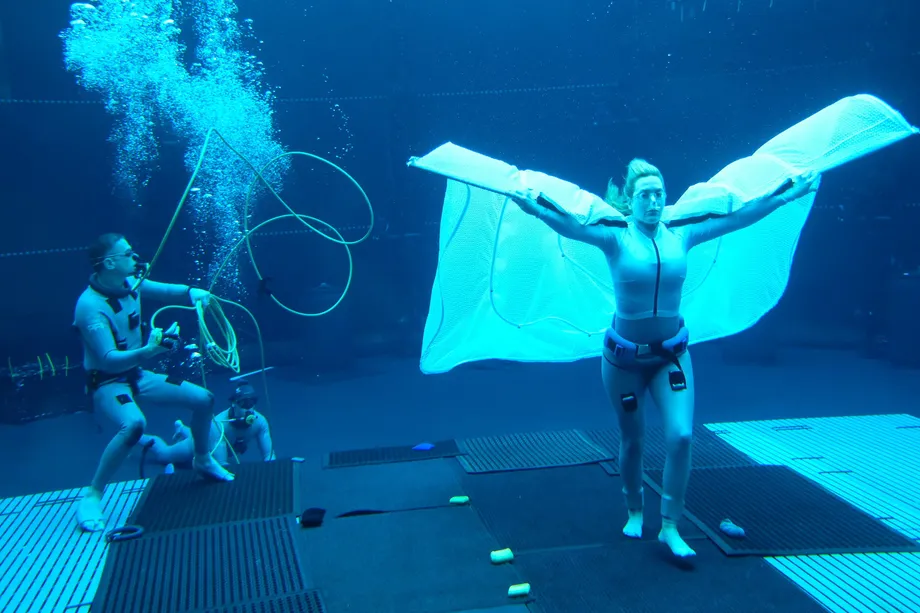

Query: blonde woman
[[511, 160, 819, 558]]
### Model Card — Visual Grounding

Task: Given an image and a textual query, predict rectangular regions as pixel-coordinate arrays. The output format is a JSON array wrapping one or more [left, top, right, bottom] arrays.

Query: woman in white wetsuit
[[511, 159, 819, 558]]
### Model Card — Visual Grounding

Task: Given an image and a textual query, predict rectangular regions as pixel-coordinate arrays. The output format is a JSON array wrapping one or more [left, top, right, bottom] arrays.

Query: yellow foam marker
[[449, 495, 470, 505], [490, 548, 514, 564], [508, 583, 531, 598]]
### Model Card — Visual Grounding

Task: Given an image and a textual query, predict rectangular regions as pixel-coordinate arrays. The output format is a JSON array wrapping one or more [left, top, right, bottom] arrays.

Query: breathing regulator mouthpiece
[[229, 381, 258, 426], [151, 325, 181, 351], [133, 258, 150, 278]]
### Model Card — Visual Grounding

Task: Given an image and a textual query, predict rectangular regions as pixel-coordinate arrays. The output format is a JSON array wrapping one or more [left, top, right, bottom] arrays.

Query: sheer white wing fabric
[[409, 94, 918, 374]]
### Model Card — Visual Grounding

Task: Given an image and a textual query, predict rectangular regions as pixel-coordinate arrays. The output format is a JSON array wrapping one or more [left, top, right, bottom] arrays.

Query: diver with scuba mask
[[72, 233, 234, 533], [139, 380, 276, 470]]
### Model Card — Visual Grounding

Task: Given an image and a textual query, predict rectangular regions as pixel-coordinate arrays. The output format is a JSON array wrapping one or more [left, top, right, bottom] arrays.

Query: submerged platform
[[2, 413, 919, 612]]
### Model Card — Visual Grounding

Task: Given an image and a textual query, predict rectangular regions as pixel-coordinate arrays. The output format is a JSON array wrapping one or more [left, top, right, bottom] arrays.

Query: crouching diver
[[511, 160, 819, 558], [139, 380, 276, 470], [72, 233, 235, 533]]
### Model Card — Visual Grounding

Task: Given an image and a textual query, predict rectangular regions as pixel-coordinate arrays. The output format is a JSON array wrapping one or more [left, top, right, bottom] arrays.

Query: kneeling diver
[[139, 380, 275, 471]]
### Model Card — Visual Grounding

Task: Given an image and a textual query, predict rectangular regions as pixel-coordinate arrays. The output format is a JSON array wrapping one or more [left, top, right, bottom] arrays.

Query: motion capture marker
[[456, 430, 612, 474], [507, 583, 531, 598], [720, 519, 746, 538], [644, 465, 920, 556], [323, 439, 463, 468]]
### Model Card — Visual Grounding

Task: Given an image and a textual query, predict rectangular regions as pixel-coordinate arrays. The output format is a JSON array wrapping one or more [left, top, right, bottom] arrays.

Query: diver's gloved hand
[[188, 288, 211, 309], [148, 322, 181, 355]]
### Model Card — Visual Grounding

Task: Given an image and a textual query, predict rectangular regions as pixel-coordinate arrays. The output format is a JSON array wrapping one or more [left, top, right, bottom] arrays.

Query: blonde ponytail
[[604, 178, 631, 216]]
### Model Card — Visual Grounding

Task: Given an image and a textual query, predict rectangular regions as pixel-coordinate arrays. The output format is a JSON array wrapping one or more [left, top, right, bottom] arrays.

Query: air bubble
[[61, 1, 289, 291], [70, 3, 96, 16]]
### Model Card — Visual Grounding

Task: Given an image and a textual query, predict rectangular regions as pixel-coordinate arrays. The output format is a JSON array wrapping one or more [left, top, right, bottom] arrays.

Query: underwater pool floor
[[2, 413, 919, 612]]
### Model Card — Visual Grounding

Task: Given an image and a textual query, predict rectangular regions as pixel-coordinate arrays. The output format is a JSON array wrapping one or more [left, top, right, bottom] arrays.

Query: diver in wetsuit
[[139, 380, 276, 469], [72, 233, 235, 533], [511, 160, 820, 557]]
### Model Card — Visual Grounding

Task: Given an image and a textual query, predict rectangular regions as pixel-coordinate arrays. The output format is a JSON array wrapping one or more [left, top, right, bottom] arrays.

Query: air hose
[[134, 128, 375, 462]]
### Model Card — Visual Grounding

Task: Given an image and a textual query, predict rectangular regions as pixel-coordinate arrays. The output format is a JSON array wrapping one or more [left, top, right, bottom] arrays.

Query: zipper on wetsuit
[[651, 238, 661, 316]]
